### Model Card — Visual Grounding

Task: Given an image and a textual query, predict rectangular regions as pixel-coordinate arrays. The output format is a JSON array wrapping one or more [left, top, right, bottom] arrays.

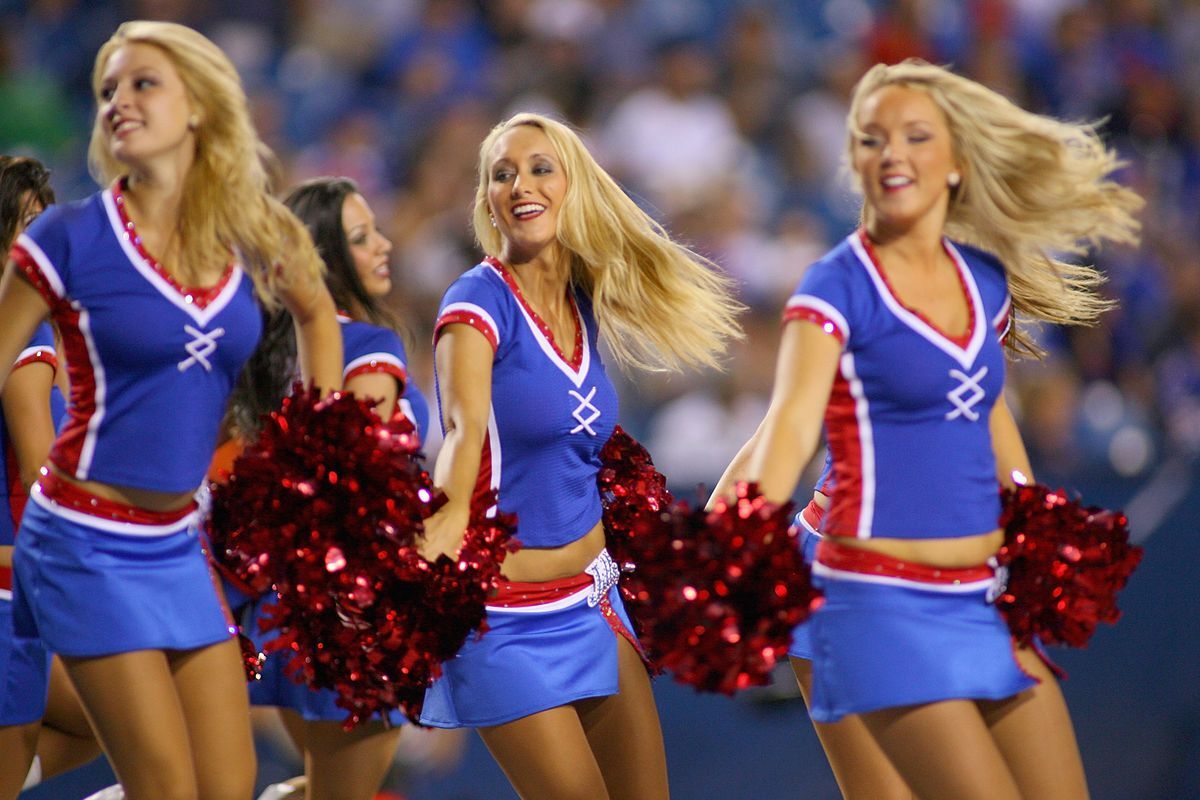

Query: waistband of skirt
[[34, 470, 198, 531], [487, 548, 620, 612], [814, 538, 996, 593]]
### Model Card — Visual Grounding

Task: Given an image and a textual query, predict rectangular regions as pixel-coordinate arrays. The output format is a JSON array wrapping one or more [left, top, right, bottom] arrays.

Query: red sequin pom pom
[[599, 428, 821, 694], [209, 386, 516, 726], [996, 478, 1142, 649]]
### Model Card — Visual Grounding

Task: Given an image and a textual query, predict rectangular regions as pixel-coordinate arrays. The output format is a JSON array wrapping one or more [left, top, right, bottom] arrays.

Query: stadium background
[[2, 0, 1196, 797]]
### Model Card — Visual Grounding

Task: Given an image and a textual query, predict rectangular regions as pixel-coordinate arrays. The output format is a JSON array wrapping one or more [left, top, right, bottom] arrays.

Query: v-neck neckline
[[850, 230, 986, 369], [110, 179, 235, 309], [486, 256, 584, 371]]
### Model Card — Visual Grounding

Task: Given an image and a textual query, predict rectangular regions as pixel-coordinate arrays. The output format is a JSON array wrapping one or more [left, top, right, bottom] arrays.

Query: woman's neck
[[863, 213, 946, 273], [503, 250, 572, 310]]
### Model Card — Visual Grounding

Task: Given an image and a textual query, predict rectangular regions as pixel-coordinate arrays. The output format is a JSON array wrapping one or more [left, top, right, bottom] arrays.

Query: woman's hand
[[418, 502, 470, 562]]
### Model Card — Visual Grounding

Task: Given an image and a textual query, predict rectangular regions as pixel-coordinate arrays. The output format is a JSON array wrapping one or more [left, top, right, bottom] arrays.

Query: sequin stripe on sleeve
[[782, 295, 849, 345], [9, 241, 66, 309], [435, 303, 500, 351], [343, 353, 408, 388], [13, 347, 58, 374]]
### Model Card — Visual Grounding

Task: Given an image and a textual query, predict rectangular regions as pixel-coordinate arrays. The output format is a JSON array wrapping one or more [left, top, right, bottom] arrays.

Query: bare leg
[[479, 704, 609, 800], [0, 721, 39, 800], [65, 649, 200, 800], [577, 637, 669, 800], [861, 699, 1022, 800], [170, 638, 257, 800], [791, 658, 914, 800], [980, 648, 1089, 800], [37, 655, 101, 777], [288, 715, 402, 800]]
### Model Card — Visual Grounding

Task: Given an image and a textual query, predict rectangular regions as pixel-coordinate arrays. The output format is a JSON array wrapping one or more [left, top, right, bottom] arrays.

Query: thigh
[[479, 704, 609, 800], [979, 647, 1089, 800], [44, 655, 95, 739], [35, 656, 102, 778], [575, 637, 668, 800], [861, 699, 1022, 800], [64, 649, 198, 800], [169, 638, 256, 800], [0, 721, 39, 800], [791, 658, 914, 800], [296, 719, 402, 800]]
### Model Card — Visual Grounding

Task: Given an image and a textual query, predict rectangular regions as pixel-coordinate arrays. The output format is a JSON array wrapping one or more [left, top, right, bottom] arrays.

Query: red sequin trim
[[344, 361, 407, 386], [489, 573, 593, 607], [14, 349, 58, 374], [435, 310, 498, 351], [9, 244, 63, 307], [37, 470, 196, 525], [782, 305, 845, 344], [111, 180, 235, 309], [857, 229, 975, 348], [816, 538, 993, 585], [485, 256, 583, 369]]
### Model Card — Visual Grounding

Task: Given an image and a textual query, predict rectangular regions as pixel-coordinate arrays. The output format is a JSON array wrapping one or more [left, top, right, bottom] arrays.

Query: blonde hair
[[846, 59, 1143, 357], [88, 21, 321, 306], [472, 113, 743, 372]]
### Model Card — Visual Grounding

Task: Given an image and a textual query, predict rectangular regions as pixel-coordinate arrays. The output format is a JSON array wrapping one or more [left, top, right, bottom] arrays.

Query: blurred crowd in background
[[2, 0, 1197, 488]]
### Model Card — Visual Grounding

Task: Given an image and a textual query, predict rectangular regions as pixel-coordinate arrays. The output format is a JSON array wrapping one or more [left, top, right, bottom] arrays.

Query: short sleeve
[[13, 322, 59, 374], [343, 325, 408, 387], [782, 257, 855, 346], [9, 205, 72, 306], [434, 266, 510, 354]]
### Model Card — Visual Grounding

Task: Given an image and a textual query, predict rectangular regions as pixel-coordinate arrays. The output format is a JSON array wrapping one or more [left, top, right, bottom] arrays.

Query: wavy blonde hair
[[88, 21, 321, 306], [472, 113, 743, 372], [846, 59, 1143, 356]]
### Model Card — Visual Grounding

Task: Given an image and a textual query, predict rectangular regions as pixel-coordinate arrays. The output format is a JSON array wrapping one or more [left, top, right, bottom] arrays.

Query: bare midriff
[[830, 527, 1004, 568], [499, 520, 607, 583], [47, 463, 198, 514]]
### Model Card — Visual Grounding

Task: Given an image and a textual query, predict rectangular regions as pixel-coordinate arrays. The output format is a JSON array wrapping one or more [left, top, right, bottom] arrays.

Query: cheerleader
[[714, 59, 1140, 799], [417, 113, 741, 799], [227, 176, 430, 800], [0, 22, 341, 800], [0, 156, 102, 798]]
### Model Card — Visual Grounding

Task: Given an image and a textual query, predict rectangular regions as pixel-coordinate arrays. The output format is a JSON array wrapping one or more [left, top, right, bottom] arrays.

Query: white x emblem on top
[[569, 386, 601, 436], [945, 366, 988, 421], [178, 325, 226, 372]]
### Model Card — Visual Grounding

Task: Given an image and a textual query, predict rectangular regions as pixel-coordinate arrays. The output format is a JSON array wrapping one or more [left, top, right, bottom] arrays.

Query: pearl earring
[[188, 114, 200, 130], [948, 171, 961, 188], [489, 215, 497, 228]]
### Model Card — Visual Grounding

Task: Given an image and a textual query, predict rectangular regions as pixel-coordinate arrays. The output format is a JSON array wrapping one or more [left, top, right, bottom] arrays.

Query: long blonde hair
[[846, 59, 1143, 356], [88, 21, 321, 306], [472, 113, 743, 372]]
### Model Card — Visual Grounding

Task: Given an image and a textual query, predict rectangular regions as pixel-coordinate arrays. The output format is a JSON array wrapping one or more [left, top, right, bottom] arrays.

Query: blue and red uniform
[[246, 314, 428, 723], [783, 231, 1034, 722], [420, 257, 639, 728], [0, 326, 64, 725], [8, 182, 261, 686]]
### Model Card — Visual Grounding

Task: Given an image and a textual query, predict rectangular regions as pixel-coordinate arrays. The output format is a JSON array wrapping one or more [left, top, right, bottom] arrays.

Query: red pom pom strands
[[995, 473, 1143, 649], [598, 427, 822, 694], [209, 386, 517, 726]]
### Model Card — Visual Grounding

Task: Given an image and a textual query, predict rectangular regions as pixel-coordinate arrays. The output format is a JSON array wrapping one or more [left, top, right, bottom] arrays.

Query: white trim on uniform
[[485, 262, 591, 388], [344, 352, 406, 377], [15, 233, 66, 299], [439, 302, 501, 348], [849, 234, 986, 370], [31, 485, 197, 537], [74, 307, 107, 480], [840, 351, 876, 540], [101, 189, 245, 328], [786, 294, 851, 343], [813, 560, 996, 594], [485, 586, 591, 614]]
